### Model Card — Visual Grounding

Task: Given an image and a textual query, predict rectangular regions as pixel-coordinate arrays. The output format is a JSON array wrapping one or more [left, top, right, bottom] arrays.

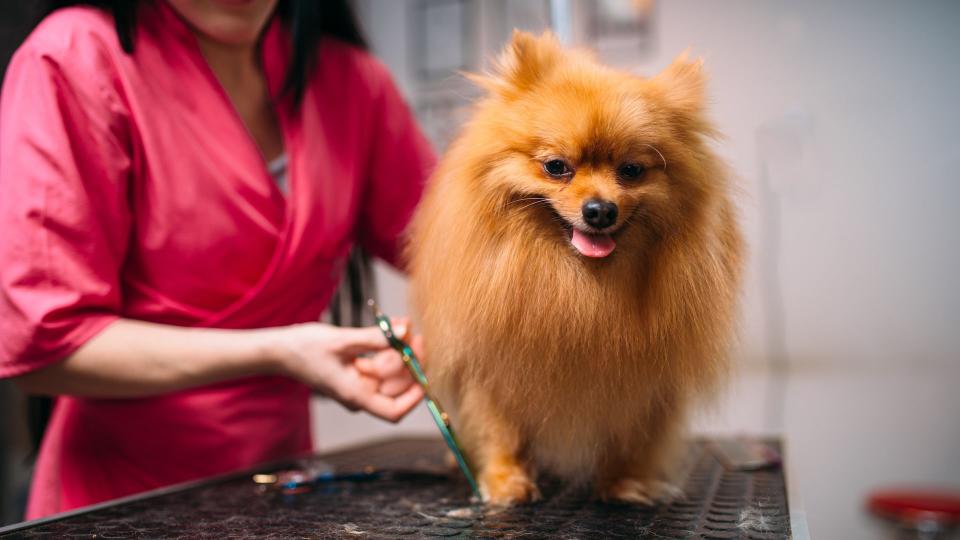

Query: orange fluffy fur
[[407, 32, 744, 505]]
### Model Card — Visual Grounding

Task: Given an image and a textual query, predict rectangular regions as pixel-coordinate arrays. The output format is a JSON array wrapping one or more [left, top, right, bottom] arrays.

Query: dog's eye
[[543, 159, 571, 178], [618, 163, 646, 181]]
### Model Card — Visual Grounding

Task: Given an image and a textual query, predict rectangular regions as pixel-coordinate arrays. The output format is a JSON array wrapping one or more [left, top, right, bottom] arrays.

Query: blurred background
[[2, 1, 959, 538]]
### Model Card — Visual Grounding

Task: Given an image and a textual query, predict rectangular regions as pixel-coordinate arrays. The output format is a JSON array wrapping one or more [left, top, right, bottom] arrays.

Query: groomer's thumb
[[337, 325, 388, 356]]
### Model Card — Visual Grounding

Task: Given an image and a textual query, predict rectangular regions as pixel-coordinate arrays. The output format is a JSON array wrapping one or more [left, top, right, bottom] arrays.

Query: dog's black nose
[[582, 199, 618, 229]]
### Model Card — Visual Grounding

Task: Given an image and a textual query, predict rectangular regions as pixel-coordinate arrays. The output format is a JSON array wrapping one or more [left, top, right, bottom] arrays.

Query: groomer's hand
[[270, 321, 423, 422]]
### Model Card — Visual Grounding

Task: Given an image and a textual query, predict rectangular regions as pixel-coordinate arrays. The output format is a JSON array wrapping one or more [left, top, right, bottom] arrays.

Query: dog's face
[[469, 32, 714, 259]]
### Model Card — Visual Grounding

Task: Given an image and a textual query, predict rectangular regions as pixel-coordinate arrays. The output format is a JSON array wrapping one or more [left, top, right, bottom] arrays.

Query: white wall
[[315, 2, 960, 538], [656, 4, 960, 536]]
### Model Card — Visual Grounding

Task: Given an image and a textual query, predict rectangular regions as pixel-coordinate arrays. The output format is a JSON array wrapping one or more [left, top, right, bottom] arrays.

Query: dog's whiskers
[[507, 197, 545, 206], [508, 196, 556, 213], [644, 144, 668, 171], [517, 200, 553, 212]]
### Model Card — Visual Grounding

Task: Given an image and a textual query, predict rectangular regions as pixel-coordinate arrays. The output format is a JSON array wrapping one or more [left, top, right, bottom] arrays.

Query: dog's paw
[[480, 467, 541, 506], [600, 479, 684, 506]]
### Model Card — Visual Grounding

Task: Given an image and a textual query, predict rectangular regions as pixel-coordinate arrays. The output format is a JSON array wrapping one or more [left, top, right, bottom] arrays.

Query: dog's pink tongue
[[570, 229, 616, 258]]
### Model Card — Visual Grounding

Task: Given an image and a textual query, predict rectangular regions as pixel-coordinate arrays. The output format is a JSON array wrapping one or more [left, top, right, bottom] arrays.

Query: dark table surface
[[0, 436, 793, 539]]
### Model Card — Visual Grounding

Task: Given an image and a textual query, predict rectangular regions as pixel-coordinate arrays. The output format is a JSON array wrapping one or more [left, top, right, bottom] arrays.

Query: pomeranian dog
[[407, 31, 743, 505]]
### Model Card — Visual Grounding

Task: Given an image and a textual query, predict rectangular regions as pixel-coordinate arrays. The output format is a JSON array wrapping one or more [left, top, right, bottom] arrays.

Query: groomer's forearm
[[13, 319, 286, 398]]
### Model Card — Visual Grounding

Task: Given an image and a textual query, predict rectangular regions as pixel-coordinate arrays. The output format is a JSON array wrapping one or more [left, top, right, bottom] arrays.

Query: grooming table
[[0, 437, 798, 539]]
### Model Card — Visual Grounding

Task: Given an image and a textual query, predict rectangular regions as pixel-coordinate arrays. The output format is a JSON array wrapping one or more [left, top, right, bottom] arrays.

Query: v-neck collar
[[145, 1, 303, 326], [150, 1, 290, 182]]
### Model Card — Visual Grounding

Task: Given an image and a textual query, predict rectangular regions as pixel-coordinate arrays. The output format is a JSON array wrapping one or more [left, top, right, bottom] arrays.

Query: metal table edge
[[782, 434, 811, 540], [0, 435, 440, 535]]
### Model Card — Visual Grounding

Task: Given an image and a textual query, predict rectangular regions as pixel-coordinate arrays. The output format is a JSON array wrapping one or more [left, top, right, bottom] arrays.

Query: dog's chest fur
[[448, 242, 675, 477]]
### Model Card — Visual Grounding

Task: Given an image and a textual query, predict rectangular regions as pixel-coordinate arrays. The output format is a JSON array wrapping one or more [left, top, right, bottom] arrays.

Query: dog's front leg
[[457, 387, 540, 506]]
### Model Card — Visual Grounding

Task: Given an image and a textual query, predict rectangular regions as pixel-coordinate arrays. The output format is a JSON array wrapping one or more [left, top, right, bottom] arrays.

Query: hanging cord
[[329, 247, 377, 328]]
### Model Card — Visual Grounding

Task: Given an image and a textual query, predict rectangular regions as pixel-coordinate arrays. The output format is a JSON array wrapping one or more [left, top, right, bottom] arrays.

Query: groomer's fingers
[[354, 349, 407, 379], [378, 373, 417, 397], [391, 318, 410, 341], [360, 383, 423, 423], [336, 326, 388, 356], [337, 317, 409, 357], [410, 334, 426, 364]]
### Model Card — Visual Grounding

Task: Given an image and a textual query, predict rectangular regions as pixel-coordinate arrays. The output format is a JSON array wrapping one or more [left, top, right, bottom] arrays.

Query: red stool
[[867, 488, 960, 539]]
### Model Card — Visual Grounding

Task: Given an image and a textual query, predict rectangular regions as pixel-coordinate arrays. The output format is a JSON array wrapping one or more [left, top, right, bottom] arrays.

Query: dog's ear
[[651, 51, 707, 119], [467, 30, 562, 99]]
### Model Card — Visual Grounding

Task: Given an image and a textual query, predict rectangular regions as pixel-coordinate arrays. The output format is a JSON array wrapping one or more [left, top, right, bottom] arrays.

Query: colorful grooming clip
[[367, 300, 481, 499]]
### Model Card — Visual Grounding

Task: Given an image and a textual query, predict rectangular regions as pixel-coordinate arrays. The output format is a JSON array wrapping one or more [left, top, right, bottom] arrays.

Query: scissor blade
[[366, 299, 480, 499], [426, 399, 480, 498]]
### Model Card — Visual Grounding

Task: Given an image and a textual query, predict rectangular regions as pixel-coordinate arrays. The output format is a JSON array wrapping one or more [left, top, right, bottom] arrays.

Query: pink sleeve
[[357, 59, 436, 270], [0, 41, 131, 377]]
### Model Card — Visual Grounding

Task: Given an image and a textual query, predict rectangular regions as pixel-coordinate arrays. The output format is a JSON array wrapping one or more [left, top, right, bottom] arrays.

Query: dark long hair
[[46, 0, 367, 104], [24, 0, 375, 455]]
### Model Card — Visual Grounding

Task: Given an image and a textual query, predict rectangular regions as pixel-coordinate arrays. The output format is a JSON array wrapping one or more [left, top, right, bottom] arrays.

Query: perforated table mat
[[0, 437, 793, 539]]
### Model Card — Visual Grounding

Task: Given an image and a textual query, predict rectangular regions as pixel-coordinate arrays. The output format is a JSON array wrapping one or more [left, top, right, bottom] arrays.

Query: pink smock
[[0, 3, 434, 519]]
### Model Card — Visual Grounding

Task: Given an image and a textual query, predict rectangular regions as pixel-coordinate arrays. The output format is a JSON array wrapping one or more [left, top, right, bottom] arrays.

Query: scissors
[[252, 461, 380, 495], [367, 299, 481, 499], [252, 461, 451, 495]]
